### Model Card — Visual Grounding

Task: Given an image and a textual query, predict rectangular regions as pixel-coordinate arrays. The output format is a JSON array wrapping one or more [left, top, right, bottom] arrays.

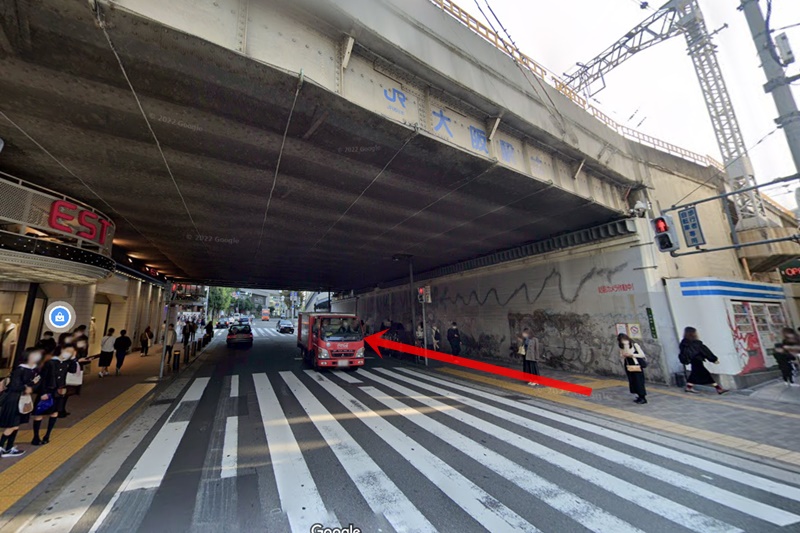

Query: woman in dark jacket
[[618, 333, 647, 404], [679, 327, 728, 394], [0, 348, 43, 457]]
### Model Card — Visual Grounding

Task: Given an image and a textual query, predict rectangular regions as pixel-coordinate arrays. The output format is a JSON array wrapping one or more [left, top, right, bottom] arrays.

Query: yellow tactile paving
[[0, 383, 154, 514], [438, 368, 800, 467]]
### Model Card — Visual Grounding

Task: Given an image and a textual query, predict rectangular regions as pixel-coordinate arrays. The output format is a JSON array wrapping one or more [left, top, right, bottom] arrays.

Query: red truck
[[297, 312, 365, 371]]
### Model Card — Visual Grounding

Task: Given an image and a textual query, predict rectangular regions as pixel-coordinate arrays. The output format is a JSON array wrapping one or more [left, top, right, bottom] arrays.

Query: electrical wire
[[473, 0, 569, 132], [774, 21, 800, 31], [673, 127, 779, 206], [96, 7, 209, 256], [253, 71, 304, 259]]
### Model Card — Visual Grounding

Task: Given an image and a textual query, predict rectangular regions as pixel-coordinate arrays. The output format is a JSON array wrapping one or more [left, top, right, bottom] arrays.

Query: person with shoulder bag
[[0, 348, 43, 457], [521, 328, 542, 387], [618, 333, 648, 404]]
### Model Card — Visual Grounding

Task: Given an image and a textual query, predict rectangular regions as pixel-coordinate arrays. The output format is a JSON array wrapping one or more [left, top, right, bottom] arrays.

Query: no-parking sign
[[44, 301, 76, 332]]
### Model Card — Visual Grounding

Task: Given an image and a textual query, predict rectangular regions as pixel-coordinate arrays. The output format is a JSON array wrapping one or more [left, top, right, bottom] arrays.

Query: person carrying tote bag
[[617, 333, 648, 404]]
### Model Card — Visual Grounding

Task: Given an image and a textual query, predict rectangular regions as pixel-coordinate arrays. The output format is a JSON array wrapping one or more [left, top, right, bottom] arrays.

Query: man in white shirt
[[164, 324, 177, 366]]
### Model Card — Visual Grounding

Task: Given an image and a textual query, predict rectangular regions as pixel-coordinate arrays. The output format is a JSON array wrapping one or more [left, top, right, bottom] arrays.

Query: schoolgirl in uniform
[[0, 348, 43, 457], [32, 343, 76, 444]]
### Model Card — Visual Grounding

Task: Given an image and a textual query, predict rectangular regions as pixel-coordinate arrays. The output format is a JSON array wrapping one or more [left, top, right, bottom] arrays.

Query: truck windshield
[[320, 318, 362, 341]]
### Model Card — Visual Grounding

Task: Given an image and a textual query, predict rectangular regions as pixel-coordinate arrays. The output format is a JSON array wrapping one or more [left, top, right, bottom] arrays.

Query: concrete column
[[125, 279, 142, 340], [68, 284, 97, 334]]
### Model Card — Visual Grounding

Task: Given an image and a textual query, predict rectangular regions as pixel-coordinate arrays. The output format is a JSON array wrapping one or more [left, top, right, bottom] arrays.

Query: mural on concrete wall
[[351, 247, 665, 381]]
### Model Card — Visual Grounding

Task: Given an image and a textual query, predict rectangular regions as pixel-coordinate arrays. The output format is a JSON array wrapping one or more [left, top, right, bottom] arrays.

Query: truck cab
[[297, 312, 365, 370]]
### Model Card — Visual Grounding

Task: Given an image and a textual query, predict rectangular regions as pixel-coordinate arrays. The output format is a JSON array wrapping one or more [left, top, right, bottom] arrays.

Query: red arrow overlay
[[365, 330, 592, 396]]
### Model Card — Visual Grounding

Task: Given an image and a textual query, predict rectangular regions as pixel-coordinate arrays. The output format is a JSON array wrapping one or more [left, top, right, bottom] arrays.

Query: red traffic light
[[418, 287, 425, 295], [654, 217, 669, 233]]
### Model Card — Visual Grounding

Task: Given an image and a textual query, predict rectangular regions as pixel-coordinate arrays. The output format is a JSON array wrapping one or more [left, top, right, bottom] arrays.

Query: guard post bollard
[[184, 345, 190, 364], [172, 350, 180, 373]]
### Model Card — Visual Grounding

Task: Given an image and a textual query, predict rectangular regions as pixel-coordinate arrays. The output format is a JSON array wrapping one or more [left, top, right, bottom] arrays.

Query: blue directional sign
[[44, 301, 76, 331], [678, 206, 706, 247]]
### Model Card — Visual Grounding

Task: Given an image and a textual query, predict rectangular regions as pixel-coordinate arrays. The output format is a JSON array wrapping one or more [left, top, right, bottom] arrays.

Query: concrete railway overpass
[[1, 0, 798, 387]]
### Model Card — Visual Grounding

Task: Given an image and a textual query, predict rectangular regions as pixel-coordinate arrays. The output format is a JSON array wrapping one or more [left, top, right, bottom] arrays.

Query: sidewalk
[[0, 337, 212, 515], [394, 353, 800, 470]]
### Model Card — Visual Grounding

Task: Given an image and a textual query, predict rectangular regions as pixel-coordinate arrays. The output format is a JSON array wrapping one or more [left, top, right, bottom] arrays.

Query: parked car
[[226, 324, 253, 348], [277, 319, 294, 334]]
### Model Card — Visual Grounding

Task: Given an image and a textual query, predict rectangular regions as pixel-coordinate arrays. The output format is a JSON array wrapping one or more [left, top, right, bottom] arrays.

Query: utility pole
[[740, 0, 800, 178]]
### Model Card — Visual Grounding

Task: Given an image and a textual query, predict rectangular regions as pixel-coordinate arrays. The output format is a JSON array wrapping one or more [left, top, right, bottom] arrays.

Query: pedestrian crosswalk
[[89, 367, 800, 533], [213, 328, 292, 338]]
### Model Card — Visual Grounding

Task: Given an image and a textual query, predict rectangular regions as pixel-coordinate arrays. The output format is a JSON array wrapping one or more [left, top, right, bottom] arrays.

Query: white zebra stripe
[[252, 373, 337, 532], [390, 368, 800, 503], [372, 369, 743, 533], [304, 370, 539, 532], [354, 370, 644, 533], [280, 372, 437, 532]]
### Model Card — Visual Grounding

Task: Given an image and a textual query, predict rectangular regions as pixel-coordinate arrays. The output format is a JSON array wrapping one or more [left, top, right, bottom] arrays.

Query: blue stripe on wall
[[680, 289, 785, 300], [679, 280, 784, 293]]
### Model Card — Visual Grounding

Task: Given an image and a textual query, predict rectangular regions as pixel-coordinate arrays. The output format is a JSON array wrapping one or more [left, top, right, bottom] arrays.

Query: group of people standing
[[0, 326, 91, 458]]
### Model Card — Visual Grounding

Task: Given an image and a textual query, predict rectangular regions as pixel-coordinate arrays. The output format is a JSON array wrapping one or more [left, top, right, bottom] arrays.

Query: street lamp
[[392, 254, 415, 334]]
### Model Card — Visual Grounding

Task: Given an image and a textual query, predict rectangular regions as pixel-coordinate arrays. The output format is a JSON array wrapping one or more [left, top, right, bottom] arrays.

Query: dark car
[[277, 320, 294, 334], [226, 325, 253, 348], [217, 318, 230, 329]]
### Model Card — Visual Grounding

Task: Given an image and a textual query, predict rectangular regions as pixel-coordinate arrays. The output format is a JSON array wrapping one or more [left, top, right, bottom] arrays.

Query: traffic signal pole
[[740, 0, 800, 177]]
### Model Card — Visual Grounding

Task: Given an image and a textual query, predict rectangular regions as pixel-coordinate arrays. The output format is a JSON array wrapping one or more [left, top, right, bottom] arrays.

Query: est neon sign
[[48, 200, 113, 245]]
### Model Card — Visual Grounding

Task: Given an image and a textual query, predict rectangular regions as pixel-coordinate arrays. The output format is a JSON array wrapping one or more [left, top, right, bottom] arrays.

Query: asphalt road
[[19, 320, 800, 533]]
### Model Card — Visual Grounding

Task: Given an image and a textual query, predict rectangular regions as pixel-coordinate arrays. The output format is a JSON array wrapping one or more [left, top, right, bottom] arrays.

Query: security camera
[[629, 200, 648, 218]]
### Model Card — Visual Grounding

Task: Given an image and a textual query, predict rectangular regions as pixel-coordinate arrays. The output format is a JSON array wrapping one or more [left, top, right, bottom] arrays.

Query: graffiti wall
[[345, 243, 668, 382]]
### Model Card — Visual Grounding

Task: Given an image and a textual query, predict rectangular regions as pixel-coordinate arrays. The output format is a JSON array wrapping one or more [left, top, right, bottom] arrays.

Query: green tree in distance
[[208, 287, 233, 318]]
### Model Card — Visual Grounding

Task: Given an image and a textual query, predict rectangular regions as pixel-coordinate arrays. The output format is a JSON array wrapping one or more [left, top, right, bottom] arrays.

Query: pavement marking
[[394, 369, 800, 503], [220, 417, 238, 479], [305, 370, 539, 533], [0, 383, 154, 516], [438, 368, 800, 467], [280, 372, 437, 533], [252, 373, 337, 532], [88, 378, 210, 533], [357, 370, 643, 533], [230, 375, 239, 398], [383, 369, 799, 527]]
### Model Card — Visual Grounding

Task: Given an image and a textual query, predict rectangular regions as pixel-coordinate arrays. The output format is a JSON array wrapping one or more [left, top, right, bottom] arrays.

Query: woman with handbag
[[679, 327, 729, 394], [0, 348, 43, 457], [618, 333, 648, 404]]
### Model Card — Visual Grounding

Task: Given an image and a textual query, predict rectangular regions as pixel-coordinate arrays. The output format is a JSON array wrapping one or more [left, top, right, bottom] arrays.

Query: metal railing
[[430, 0, 725, 171]]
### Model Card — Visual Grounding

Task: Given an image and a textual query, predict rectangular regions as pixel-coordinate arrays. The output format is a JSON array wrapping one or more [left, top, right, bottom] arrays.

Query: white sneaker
[[2, 447, 25, 458], [528, 382, 538, 387], [99, 372, 104, 378], [791, 383, 800, 387]]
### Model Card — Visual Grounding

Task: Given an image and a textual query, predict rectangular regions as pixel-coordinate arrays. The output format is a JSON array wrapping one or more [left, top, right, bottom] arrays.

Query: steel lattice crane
[[563, 0, 767, 227]]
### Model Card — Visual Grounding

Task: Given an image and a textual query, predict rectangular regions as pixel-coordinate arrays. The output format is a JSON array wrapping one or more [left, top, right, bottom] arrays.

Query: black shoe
[[31, 437, 41, 445], [42, 437, 50, 445], [60, 412, 70, 418], [634, 397, 647, 404]]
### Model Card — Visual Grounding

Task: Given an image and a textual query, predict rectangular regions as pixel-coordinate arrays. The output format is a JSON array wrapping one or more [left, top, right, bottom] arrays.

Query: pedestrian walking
[[431, 325, 441, 351], [182, 323, 190, 346], [165, 324, 177, 366], [113, 330, 132, 376], [447, 322, 461, 356], [618, 333, 648, 404], [98, 328, 116, 377], [519, 328, 542, 386], [415, 322, 424, 347], [774, 327, 800, 387], [679, 327, 729, 394], [140, 326, 153, 357], [0, 348, 42, 457], [31, 343, 77, 445]]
